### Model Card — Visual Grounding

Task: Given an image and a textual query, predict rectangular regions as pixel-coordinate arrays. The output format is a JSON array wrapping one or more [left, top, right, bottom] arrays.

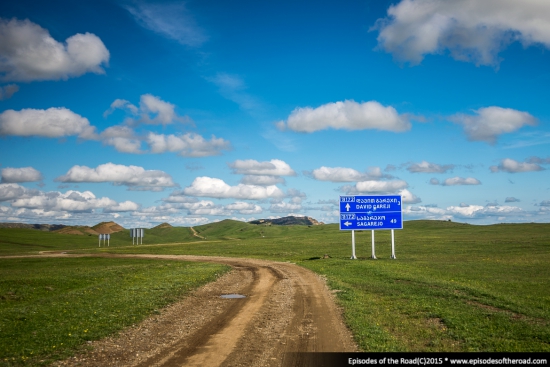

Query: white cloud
[[225, 202, 263, 215], [103, 201, 140, 212], [400, 189, 422, 204], [490, 158, 545, 173], [106, 94, 189, 126], [11, 190, 123, 213], [374, 0, 550, 66], [442, 177, 481, 186], [447, 204, 524, 219], [139, 94, 186, 125], [103, 99, 139, 117], [55, 163, 177, 191], [277, 100, 411, 133], [407, 161, 454, 173], [343, 180, 409, 194], [0, 84, 19, 100], [539, 200, 550, 207], [505, 197, 520, 203], [0, 183, 38, 201], [162, 191, 200, 204], [1, 167, 43, 183], [0, 18, 109, 81], [269, 201, 302, 213], [125, 2, 207, 47], [309, 166, 365, 182], [429, 178, 440, 185], [240, 175, 286, 186], [307, 166, 387, 182], [228, 159, 296, 176], [100, 125, 143, 154], [451, 107, 537, 144], [0, 108, 97, 139], [183, 177, 285, 200], [146, 132, 230, 157]]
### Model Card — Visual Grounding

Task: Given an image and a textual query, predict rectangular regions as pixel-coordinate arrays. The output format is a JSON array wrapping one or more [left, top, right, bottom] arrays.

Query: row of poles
[[350, 229, 396, 260]]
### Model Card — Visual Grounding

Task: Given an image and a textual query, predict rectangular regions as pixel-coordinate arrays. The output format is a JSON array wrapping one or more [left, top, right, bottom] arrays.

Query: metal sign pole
[[371, 230, 377, 259], [391, 229, 396, 259], [108, 234, 110, 247], [99, 235, 101, 247], [351, 230, 357, 259]]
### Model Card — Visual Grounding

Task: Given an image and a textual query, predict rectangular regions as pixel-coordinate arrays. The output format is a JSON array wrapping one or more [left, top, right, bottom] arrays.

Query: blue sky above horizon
[[1, 0, 550, 227]]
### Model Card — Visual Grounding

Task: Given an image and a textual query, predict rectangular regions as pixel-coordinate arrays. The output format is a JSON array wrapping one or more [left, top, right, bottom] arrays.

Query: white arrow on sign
[[344, 221, 352, 226], [345, 203, 350, 211]]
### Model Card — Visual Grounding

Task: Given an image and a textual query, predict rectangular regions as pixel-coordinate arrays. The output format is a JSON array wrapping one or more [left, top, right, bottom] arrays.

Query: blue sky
[[1, 0, 550, 227]]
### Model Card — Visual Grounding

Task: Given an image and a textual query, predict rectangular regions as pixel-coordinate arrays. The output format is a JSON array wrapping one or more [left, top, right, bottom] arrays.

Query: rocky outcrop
[[249, 216, 324, 226]]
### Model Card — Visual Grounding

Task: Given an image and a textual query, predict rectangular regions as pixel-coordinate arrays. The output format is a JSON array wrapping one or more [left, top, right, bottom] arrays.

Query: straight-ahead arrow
[[345, 203, 350, 211]]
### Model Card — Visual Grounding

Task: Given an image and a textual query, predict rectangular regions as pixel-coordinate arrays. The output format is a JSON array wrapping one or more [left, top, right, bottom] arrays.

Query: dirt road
[[27, 253, 358, 366]]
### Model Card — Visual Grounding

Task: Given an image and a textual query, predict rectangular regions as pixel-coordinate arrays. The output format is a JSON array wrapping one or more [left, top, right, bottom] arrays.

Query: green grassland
[[0, 257, 229, 366], [1, 219, 549, 364]]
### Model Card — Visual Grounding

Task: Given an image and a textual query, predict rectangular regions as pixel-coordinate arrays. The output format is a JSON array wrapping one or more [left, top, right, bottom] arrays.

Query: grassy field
[[0, 219, 549, 363], [0, 257, 229, 366]]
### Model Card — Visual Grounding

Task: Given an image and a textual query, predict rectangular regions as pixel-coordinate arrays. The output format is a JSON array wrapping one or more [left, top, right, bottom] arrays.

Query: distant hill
[[0, 221, 125, 235], [249, 216, 324, 226], [92, 221, 125, 234], [153, 222, 173, 229], [0, 223, 66, 231]]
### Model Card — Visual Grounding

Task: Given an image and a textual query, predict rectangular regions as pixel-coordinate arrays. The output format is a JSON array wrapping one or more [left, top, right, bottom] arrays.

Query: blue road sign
[[339, 195, 403, 230]]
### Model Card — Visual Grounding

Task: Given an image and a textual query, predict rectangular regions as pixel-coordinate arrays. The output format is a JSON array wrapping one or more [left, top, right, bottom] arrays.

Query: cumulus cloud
[[373, 0, 550, 66], [442, 177, 481, 186], [225, 202, 263, 215], [451, 107, 536, 144], [505, 197, 520, 203], [447, 204, 524, 219], [182, 177, 285, 200], [306, 166, 390, 182], [103, 201, 140, 212], [103, 99, 139, 118], [105, 94, 189, 126], [308, 166, 365, 182], [277, 100, 411, 133], [539, 200, 550, 207], [240, 175, 286, 186], [269, 201, 302, 213], [341, 180, 409, 194], [490, 158, 545, 173], [0, 84, 19, 100], [407, 161, 454, 173], [0, 183, 39, 201], [125, 2, 207, 47], [99, 125, 143, 154], [0, 18, 109, 81], [146, 132, 230, 157], [0, 107, 97, 139], [1, 167, 43, 183], [429, 178, 440, 185], [400, 188, 422, 204], [55, 163, 177, 191], [11, 189, 135, 213], [228, 159, 296, 176]]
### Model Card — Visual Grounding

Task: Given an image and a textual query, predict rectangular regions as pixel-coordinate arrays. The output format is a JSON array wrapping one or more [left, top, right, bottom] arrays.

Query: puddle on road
[[220, 294, 246, 299]]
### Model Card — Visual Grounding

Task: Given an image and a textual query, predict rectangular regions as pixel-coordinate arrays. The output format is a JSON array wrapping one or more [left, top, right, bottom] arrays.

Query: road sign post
[[339, 195, 403, 259], [351, 230, 357, 259]]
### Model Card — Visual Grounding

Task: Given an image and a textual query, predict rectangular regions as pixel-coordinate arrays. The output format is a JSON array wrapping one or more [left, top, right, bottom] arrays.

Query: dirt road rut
[[42, 254, 357, 366]]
